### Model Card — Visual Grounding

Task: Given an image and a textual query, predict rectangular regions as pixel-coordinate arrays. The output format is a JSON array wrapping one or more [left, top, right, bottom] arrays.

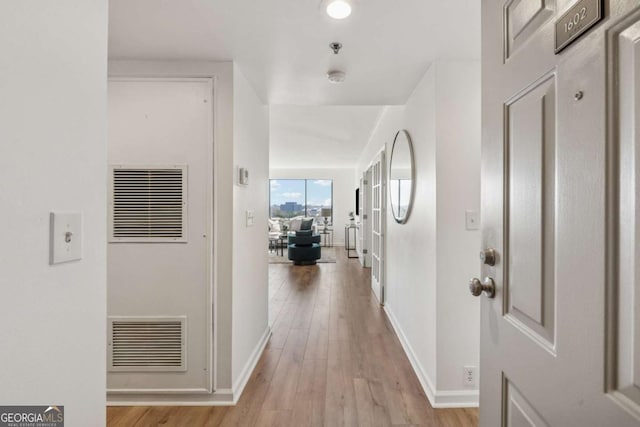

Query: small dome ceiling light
[[326, 0, 352, 19], [327, 70, 346, 83]]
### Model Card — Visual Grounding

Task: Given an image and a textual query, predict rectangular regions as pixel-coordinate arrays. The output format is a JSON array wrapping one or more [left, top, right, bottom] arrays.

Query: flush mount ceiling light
[[326, 0, 352, 19], [327, 70, 346, 83]]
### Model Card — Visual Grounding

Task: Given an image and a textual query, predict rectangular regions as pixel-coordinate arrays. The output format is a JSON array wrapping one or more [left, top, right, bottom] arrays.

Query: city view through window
[[270, 179, 333, 222]]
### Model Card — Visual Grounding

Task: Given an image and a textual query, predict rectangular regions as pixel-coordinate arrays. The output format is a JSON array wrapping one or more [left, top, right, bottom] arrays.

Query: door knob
[[480, 248, 496, 266], [469, 277, 496, 298]]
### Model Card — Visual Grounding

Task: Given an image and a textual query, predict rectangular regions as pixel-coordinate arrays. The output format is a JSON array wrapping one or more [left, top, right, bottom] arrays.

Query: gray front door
[[480, 0, 640, 425]]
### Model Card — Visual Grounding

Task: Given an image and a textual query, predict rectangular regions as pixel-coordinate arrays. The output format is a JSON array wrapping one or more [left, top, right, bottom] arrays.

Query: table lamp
[[321, 208, 332, 231]]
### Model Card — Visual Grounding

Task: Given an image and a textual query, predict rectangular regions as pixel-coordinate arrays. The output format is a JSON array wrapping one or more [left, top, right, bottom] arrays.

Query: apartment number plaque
[[555, 0, 603, 53]]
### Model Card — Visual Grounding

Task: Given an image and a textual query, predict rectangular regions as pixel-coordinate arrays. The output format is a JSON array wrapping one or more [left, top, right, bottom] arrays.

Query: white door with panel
[[107, 78, 213, 393], [480, 0, 640, 425], [371, 150, 386, 304]]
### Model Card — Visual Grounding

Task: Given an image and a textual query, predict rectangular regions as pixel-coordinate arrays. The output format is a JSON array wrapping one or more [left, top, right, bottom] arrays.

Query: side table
[[344, 224, 358, 258], [318, 228, 333, 247]]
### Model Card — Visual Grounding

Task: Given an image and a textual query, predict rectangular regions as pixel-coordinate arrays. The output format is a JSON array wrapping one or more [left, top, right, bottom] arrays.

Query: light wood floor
[[107, 251, 478, 426]]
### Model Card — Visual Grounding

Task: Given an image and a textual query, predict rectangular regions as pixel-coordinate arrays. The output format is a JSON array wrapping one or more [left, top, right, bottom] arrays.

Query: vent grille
[[108, 317, 186, 372], [110, 166, 187, 242]]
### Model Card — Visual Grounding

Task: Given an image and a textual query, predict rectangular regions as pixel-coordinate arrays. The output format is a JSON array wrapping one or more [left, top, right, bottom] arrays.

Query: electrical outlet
[[463, 366, 477, 387]]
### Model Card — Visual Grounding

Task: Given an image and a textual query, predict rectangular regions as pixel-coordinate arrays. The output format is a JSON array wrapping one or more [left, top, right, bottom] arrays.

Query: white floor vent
[[108, 316, 186, 372]]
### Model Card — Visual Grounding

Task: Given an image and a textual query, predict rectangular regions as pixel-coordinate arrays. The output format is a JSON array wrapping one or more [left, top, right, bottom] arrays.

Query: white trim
[[107, 397, 234, 406], [108, 401, 234, 406], [384, 305, 479, 408], [107, 388, 210, 395], [231, 327, 272, 403], [431, 390, 480, 408]]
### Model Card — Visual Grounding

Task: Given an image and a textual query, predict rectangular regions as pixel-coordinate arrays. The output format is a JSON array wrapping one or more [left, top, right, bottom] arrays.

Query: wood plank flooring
[[107, 251, 478, 426]]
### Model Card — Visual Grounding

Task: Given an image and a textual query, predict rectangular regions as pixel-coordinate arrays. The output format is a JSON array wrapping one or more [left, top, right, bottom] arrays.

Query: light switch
[[238, 167, 249, 185], [246, 210, 254, 227], [50, 212, 82, 264], [465, 210, 480, 231]]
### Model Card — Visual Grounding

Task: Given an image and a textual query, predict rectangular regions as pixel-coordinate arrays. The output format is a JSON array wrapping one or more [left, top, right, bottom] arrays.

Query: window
[[270, 179, 333, 222]]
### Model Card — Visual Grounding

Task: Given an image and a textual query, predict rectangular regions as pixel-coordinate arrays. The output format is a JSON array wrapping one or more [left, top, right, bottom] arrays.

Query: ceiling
[[109, 1, 479, 168], [108, 0, 480, 105], [269, 106, 385, 168]]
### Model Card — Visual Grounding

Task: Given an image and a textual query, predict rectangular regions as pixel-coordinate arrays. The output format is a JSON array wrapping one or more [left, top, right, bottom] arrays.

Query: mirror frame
[[389, 129, 416, 224]]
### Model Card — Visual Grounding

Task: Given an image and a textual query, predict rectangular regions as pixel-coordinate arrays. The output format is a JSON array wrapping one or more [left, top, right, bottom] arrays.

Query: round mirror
[[389, 129, 415, 224]]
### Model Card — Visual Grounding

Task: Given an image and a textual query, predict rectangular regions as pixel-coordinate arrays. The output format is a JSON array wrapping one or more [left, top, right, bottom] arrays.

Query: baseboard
[[231, 326, 272, 404], [107, 327, 272, 407], [383, 305, 479, 408], [107, 389, 235, 406], [430, 389, 479, 408], [107, 399, 234, 406]]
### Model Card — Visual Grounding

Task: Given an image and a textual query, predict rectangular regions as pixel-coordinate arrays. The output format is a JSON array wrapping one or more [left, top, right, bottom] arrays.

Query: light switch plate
[[238, 167, 249, 185], [50, 212, 82, 264], [246, 210, 254, 227], [465, 210, 480, 230]]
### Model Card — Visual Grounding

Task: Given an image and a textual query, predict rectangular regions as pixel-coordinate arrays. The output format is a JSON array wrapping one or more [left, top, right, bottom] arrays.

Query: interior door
[[480, 1, 640, 425], [107, 78, 213, 393], [371, 150, 385, 304], [358, 173, 366, 266], [359, 169, 373, 267]]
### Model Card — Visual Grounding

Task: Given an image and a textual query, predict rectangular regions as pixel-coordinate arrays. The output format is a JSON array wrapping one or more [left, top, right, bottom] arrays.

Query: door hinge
[[363, 180, 368, 185], [363, 249, 368, 254], [363, 214, 368, 220]]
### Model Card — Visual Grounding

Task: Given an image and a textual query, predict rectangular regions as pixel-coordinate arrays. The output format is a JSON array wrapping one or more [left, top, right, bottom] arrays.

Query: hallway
[[107, 252, 478, 426]]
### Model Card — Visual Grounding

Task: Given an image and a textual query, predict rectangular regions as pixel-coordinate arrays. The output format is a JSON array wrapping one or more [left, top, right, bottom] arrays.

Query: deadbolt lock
[[480, 248, 496, 266]]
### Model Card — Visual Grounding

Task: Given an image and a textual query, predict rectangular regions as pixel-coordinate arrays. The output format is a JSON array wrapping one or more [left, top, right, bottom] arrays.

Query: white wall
[[232, 66, 270, 391], [0, 1, 107, 425], [269, 168, 356, 246], [434, 62, 481, 394], [355, 107, 405, 176], [388, 68, 439, 390], [355, 61, 481, 407]]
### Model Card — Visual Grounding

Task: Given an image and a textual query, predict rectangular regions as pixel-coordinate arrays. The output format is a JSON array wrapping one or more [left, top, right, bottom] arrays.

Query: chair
[[287, 226, 321, 265]]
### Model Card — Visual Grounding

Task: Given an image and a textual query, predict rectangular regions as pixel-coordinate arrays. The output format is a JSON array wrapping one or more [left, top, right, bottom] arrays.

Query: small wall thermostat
[[238, 167, 249, 186]]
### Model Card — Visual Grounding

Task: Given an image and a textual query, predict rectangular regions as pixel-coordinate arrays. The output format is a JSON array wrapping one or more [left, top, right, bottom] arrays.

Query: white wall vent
[[109, 165, 187, 243], [108, 316, 187, 372]]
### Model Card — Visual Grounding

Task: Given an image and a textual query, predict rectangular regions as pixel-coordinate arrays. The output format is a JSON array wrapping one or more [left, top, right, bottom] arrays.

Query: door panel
[[505, 72, 556, 349], [504, 378, 550, 427], [481, 0, 640, 425], [504, 0, 554, 60]]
